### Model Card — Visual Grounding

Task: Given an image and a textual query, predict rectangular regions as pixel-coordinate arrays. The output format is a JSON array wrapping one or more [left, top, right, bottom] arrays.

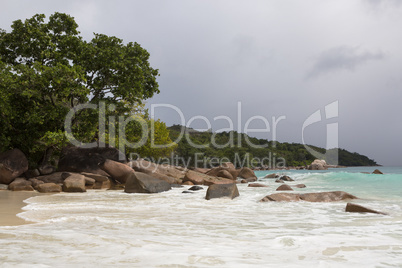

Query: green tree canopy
[[0, 13, 167, 166]]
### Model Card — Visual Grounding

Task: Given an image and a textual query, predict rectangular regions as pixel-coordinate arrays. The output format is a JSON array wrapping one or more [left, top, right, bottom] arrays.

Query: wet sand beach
[[0, 191, 38, 226]]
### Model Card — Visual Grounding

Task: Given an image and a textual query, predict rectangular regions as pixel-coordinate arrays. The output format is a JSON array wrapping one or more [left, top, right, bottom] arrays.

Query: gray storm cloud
[[1, 0, 402, 165], [307, 46, 384, 78]]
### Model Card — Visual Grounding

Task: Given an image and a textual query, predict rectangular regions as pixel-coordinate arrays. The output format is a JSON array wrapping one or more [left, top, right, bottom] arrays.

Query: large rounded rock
[[8, 178, 34, 191], [58, 146, 126, 176], [183, 170, 205, 185], [205, 183, 239, 200], [276, 184, 293, 191], [216, 169, 234, 180], [345, 203, 387, 215], [62, 174, 86, 192], [0, 149, 29, 184], [238, 167, 257, 181], [308, 159, 328, 170], [147, 172, 177, 185], [124, 172, 171, 194], [37, 183, 62, 193], [99, 159, 134, 184]]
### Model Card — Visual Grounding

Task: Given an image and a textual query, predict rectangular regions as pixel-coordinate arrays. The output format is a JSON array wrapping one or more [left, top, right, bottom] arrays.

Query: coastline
[[0, 191, 38, 226]]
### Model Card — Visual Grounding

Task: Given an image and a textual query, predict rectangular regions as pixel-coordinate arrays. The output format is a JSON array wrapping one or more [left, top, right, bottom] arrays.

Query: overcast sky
[[1, 0, 401, 165]]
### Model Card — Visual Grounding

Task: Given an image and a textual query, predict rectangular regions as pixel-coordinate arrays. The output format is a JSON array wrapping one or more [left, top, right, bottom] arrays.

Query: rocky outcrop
[[276, 184, 293, 191], [0, 149, 29, 184], [294, 184, 306, 188], [99, 159, 133, 184], [124, 172, 171, 194], [205, 183, 239, 200], [8, 178, 34, 191], [36, 183, 62, 193], [129, 159, 185, 184], [62, 174, 86, 192], [58, 146, 126, 176], [261, 191, 357, 202], [182, 170, 234, 186], [372, 169, 383, 175], [345, 203, 387, 215], [308, 159, 328, 170]]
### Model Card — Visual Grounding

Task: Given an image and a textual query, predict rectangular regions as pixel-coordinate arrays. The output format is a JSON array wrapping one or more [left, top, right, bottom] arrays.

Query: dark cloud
[[307, 46, 384, 78], [1, 1, 402, 165], [364, 0, 401, 7]]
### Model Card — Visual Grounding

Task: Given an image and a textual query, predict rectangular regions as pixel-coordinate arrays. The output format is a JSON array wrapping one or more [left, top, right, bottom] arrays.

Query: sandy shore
[[0, 191, 38, 226]]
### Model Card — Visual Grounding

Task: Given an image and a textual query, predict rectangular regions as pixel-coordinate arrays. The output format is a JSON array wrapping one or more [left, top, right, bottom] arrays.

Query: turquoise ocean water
[[0, 167, 401, 267]]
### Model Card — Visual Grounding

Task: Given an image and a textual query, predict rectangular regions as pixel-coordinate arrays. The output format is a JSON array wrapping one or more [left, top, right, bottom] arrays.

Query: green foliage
[[0, 13, 161, 164], [168, 125, 378, 168]]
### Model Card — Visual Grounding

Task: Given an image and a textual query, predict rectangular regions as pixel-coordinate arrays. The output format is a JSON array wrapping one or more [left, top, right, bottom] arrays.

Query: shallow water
[[0, 167, 401, 267]]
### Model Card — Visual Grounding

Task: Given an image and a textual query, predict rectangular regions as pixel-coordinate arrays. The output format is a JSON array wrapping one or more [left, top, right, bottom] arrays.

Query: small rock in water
[[188, 186, 203, 191], [279, 175, 294, 182], [264, 173, 278, 179], [248, 183, 268, 187], [372, 169, 383, 175], [275, 179, 284, 183], [294, 184, 306, 188], [182, 190, 195, 194], [345, 203, 387, 215]]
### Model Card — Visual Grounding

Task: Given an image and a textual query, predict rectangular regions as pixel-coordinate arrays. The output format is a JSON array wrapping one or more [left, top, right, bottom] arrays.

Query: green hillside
[[167, 125, 378, 168]]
